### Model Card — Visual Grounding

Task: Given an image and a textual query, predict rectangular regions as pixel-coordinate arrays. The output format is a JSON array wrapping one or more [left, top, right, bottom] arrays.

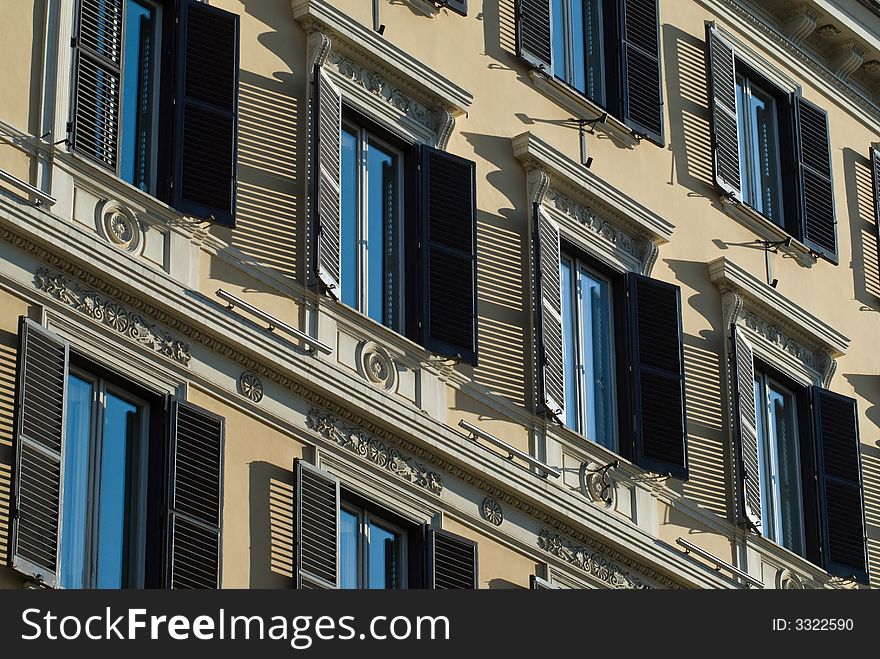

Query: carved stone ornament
[[34, 267, 191, 365], [481, 498, 504, 526], [579, 462, 615, 508], [356, 341, 398, 392], [306, 407, 443, 494], [238, 372, 264, 403], [537, 530, 654, 589], [544, 188, 639, 257], [738, 309, 819, 371], [95, 200, 142, 254], [777, 568, 804, 590]]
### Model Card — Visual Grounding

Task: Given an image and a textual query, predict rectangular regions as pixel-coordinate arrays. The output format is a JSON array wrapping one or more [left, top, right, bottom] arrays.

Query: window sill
[[527, 71, 642, 149], [745, 530, 862, 589], [719, 195, 817, 267]]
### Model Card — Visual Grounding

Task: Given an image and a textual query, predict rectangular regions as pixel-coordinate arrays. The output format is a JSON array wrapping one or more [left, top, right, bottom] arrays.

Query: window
[[552, 0, 606, 105], [340, 121, 404, 330], [340, 503, 406, 590], [752, 369, 805, 556], [560, 255, 616, 450]]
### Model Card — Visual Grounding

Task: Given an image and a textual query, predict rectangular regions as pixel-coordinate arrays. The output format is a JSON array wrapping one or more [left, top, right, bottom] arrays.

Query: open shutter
[[312, 65, 343, 295], [795, 97, 837, 262], [627, 274, 688, 479], [533, 204, 565, 422], [171, 0, 239, 226], [70, 0, 123, 170], [811, 388, 868, 583], [706, 24, 742, 200], [731, 326, 762, 532], [517, 0, 553, 72], [295, 459, 340, 589], [426, 527, 478, 589], [11, 319, 69, 588], [440, 0, 467, 16], [167, 400, 224, 589], [421, 146, 478, 364], [619, 0, 664, 143]]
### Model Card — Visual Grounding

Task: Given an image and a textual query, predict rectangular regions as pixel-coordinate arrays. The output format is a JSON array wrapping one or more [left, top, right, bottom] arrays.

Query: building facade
[[0, 0, 877, 590]]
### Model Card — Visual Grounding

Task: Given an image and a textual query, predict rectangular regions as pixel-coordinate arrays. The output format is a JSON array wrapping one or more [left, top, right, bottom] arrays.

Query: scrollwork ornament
[[238, 372, 264, 403], [481, 498, 504, 526], [777, 568, 804, 590]]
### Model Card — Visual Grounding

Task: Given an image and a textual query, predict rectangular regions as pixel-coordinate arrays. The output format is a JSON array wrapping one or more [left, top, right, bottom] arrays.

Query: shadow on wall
[[0, 334, 17, 568], [842, 148, 880, 308], [665, 259, 732, 521], [662, 24, 715, 197], [483, 0, 518, 59], [249, 461, 297, 588]]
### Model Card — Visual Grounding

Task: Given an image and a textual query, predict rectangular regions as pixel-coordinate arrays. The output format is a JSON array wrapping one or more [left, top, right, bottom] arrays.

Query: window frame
[[339, 499, 409, 590]]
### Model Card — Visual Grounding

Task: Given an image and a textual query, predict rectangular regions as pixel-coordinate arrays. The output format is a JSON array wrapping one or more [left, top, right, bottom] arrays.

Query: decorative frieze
[[306, 407, 443, 495], [537, 530, 654, 589], [544, 188, 639, 257], [738, 309, 818, 371], [34, 267, 192, 366]]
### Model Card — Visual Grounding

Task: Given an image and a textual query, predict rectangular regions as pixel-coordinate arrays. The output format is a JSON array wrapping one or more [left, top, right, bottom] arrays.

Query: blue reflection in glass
[[580, 268, 613, 448], [120, 0, 157, 191], [552, 0, 566, 82], [552, 0, 605, 103], [339, 509, 358, 589], [60, 375, 93, 589], [561, 257, 578, 431], [366, 143, 395, 326], [340, 128, 358, 310], [368, 522, 399, 589]]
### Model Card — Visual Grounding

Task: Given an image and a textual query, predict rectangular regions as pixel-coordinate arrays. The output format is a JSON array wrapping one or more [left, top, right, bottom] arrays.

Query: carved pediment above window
[[293, 0, 472, 148]]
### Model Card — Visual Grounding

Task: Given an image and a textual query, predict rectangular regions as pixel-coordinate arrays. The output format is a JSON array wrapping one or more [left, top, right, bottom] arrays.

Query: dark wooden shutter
[[170, 0, 239, 226], [534, 204, 565, 422], [872, 147, 880, 282], [421, 146, 478, 364], [312, 65, 343, 295], [11, 319, 69, 588], [706, 24, 742, 200], [811, 388, 868, 583], [619, 0, 664, 143], [426, 527, 478, 589], [70, 0, 123, 170], [627, 274, 688, 479], [795, 97, 837, 261], [167, 400, 224, 589], [440, 0, 467, 16], [517, 0, 553, 72], [295, 459, 340, 589], [731, 326, 762, 531]]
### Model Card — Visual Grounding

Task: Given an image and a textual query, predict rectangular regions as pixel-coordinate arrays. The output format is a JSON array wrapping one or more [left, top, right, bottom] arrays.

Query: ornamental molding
[[777, 568, 805, 590], [543, 188, 640, 259], [481, 497, 504, 526], [306, 407, 443, 495], [33, 267, 192, 366], [356, 340, 398, 392], [238, 372, 264, 402], [95, 199, 142, 254], [537, 530, 657, 589]]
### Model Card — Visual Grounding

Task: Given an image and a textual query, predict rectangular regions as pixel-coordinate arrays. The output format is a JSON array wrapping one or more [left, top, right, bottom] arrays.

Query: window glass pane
[[552, 0, 566, 82], [95, 392, 139, 589], [580, 268, 614, 449], [366, 142, 396, 327], [339, 508, 358, 589], [367, 521, 400, 589], [60, 374, 93, 589], [570, 0, 586, 94], [561, 257, 578, 431], [120, 0, 158, 191], [768, 383, 804, 555], [583, 0, 604, 104], [340, 127, 358, 310]]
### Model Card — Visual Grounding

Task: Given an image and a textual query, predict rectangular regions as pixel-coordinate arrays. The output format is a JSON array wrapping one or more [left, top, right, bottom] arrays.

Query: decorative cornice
[[306, 407, 444, 495], [780, 4, 821, 45], [34, 267, 192, 366], [544, 188, 640, 258], [738, 308, 821, 373]]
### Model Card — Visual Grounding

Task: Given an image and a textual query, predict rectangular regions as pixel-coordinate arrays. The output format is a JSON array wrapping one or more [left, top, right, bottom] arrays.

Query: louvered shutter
[[440, 0, 467, 16], [627, 274, 688, 479], [619, 0, 664, 143], [70, 0, 123, 170], [517, 0, 553, 72], [11, 319, 69, 588], [731, 326, 761, 532], [167, 400, 224, 589], [706, 24, 742, 200], [421, 146, 478, 364], [170, 0, 239, 226], [426, 527, 478, 589], [533, 204, 565, 422], [312, 65, 343, 295], [872, 147, 880, 280], [295, 459, 340, 589], [795, 97, 837, 262], [811, 388, 868, 583]]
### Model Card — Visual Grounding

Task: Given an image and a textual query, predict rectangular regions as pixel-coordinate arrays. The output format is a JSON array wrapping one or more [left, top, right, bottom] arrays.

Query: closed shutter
[[517, 0, 553, 72], [312, 65, 343, 295], [170, 0, 239, 226], [295, 459, 340, 589], [619, 0, 664, 143], [440, 0, 467, 16], [706, 24, 742, 200], [795, 97, 837, 262], [811, 388, 868, 583], [421, 146, 478, 364], [533, 204, 565, 422], [627, 274, 688, 479], [426, 527, 478, 589], [731, 326, 761, 532], [70, 0, 123, 170], [11, 319, 69, 588], [167, 400, 224, 589]]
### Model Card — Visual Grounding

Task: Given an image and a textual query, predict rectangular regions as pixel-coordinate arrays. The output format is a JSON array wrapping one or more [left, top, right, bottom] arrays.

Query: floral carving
[[481, 498, 503, 526], [34, 267, 191, 366], [738, 310, 818, 370], [544, 188, 638, 256], [537, 530, 654, 589], [306, 408, 443, 495], [239, 372, 264, 403]]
